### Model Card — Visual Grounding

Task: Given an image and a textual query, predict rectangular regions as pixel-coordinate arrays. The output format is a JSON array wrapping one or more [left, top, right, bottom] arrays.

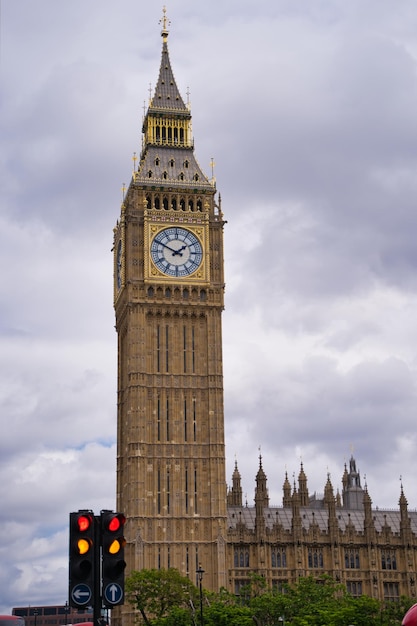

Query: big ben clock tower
[[113, 9, 227, 599]]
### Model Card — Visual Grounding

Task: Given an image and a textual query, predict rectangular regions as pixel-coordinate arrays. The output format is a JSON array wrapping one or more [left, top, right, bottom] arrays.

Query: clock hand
[[155, 238, 184, 256], [171, 244, 187, 256]]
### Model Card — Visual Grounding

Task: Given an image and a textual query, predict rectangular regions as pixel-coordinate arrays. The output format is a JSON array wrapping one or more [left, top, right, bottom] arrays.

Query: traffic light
[[101, 511, 126, 607], [69, 511, 96, 608]]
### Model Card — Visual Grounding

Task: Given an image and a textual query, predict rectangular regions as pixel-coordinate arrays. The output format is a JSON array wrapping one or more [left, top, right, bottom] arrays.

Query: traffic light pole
[[93, 516, 102, 626]]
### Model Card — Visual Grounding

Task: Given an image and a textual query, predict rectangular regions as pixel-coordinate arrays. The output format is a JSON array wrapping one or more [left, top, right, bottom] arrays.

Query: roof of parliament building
[[226, 454, 417, 535]]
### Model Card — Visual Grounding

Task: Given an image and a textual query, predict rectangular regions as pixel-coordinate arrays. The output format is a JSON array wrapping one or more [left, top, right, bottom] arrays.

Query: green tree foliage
[[269, 575, 381, 626], [158, 607, 194, 626], [204, 602, 253, 626], [236, 575, 391, 626], [382, 596, 416, 626], [126, 568, 415, 626], [249, 589, 287, 625], [125, 568, 199, 626], [238, 572, 269, 599]]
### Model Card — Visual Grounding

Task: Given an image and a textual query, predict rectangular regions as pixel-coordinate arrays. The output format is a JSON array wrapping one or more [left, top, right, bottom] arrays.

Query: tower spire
[[136, 17, 212, 189]]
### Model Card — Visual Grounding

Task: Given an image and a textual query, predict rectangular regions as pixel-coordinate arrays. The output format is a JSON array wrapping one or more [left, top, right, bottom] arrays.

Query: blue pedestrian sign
[[104, 582, 124, 605], [71, 583, 92, 606]]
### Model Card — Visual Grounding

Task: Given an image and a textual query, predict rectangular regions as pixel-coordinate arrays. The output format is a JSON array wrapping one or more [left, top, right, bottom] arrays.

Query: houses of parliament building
[[112, 10, 417, 620]]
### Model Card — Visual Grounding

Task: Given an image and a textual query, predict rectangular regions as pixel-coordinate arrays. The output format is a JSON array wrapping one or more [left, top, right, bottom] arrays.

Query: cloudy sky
[[1, 0, 417, 613]]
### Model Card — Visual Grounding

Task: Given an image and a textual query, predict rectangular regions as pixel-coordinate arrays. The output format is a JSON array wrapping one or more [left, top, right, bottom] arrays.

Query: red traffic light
[[104, 513, 126, 533], [77, 515, 93, 533]]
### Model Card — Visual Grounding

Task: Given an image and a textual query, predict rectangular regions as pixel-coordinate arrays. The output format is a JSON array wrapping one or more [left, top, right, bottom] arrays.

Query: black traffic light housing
[[69, 510, 96, 607], [101, 510, 126, 607]]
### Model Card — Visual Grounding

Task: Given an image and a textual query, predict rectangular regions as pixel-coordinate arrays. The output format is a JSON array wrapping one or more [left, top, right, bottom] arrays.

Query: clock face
[[150, 227, 203, 277], [116, 240, 122, 288]]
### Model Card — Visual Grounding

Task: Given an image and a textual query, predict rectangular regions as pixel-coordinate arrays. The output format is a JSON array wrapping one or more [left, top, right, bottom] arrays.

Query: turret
[[291, 482, 302, 538], [399, 483, 412, 542], [255, 454, 269, 508], [324, 473, 338, 537], [342, 454, 364, 510], [342, 462, 349, 491], [283, 471, 292, 507], [298, 462, 309, 506], [254, 455, 268, 539], [227, 460, 243, 506], [363, 482, 376, 543]]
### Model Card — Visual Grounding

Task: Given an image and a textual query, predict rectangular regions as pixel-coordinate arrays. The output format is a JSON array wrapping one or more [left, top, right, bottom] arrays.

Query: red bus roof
[[403, 604, 417, 626]]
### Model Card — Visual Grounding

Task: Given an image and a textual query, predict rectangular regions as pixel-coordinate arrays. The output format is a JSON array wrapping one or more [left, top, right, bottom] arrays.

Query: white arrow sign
[[104, 582, 123, 605], [72, 584, 92, 605]]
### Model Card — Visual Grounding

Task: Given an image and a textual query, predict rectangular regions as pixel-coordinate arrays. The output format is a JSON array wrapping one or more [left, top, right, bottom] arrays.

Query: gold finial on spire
[[159, 6, 170, 42], [132, 151, 137, 173], [121, 183, 126, 201], [210, 157, 216, 184]]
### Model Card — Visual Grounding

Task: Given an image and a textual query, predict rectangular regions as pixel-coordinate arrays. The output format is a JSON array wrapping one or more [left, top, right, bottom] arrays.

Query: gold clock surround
[[144, 213, 209, 283]]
